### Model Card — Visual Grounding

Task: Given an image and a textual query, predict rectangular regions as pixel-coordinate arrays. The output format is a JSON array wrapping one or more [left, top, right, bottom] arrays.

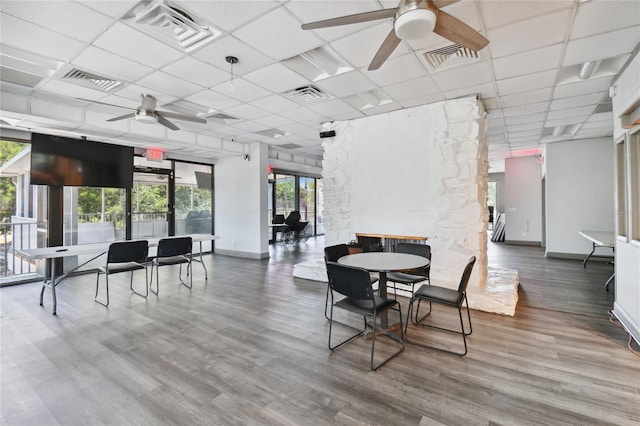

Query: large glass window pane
[[132, 172, 168, 238], [174, 162, 213, 251], [316, 178, 324, 235], [299, 177, 315, 234], [274, 174, 296, 218]]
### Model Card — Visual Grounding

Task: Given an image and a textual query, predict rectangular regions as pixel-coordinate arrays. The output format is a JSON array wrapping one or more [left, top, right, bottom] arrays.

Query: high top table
[[19, 233, 218, 315], [338, 252, 429, 329], [578, 230, 615, 290]]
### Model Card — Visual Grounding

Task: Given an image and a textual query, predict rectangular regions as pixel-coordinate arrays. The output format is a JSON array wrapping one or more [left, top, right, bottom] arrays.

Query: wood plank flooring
[[1, 237, 638, 426]]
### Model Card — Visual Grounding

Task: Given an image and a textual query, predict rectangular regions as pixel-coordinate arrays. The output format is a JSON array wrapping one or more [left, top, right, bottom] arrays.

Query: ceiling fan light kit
[[394, 2, 437, 40], [135, 109, 158, 125]]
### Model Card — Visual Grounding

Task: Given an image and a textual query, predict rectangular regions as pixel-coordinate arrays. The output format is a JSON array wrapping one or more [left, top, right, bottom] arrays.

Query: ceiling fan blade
[[368, 29, 402, 71], [432, 0, 462, 8], [156, 114, 179, 131], [433, 10, 489, 51], [301, 8, 396, 30], [107, 112, 135, 122], [159, 111, 207, 124]]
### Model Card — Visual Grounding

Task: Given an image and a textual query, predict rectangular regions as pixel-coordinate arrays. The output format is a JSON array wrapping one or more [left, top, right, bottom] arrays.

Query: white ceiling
[[1, 0, 639, 173]]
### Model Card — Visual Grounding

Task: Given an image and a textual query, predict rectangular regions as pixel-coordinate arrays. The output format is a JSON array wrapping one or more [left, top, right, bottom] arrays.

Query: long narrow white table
[[20, 233, 218, 315], [578, 230, 615, 291]]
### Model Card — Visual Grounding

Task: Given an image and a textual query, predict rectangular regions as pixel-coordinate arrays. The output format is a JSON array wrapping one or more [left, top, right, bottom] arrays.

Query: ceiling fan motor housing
[[135, 109, 158, 124], [394, 0, 437, 40]]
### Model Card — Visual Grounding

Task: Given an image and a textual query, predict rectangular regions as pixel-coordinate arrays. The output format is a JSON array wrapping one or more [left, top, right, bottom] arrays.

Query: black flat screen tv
[[194, 171, 212, 190], [30, 133, 134, 188]]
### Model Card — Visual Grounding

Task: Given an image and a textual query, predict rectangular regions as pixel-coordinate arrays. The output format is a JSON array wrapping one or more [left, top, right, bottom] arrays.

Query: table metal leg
[[197, 241, 208, 279], [605, 272, 615, 291], [583, 242, 596, 267]]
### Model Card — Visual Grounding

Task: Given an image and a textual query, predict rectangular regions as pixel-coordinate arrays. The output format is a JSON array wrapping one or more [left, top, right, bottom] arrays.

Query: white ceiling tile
[[211, 78, 272, 103], [314, 70, 377, 97], [254, 114, 295, 128], [502, 102, 550, 117], [500, 88, 553, 108], [71, 46, 153, 82], [244, 63, 309, 94], [250, 95, 301, 113], [225, 104, 271, 120], [280, 107, 324, 123], [308, 99, 357, 117], [1, 1, 114, 42], [553, 76, 613, 99], [444, 83, 497, 101], [432, 61, 494, 92], [330, 22, 408, 69], [361, 101, 402, 116], [505, 122, 545, 133], [185, 90, 242, 111], [366, 54, 428, 87], [383, 76, 440, 101], [487, 9, 572, 58], [94, 22, 184, 69], [285, 0, 384, 42], [233, 8, 322, 61], [0, 13, 86, 62], [399, 94, 446, 109], [193, 36, 276, 76], [162, 57, 228, 88], [137, 71, 202, 98], [39, 80, 109, 102], [546, 105, 596, 120], [180, 0, 280, 32], [545, 115, 589, 127], [586, 112, 613, 123], [504, 112, 548, 125], [481, 0, 574, 30], [492, 44, 564, 80], [550, 92, 607, 110], [563, 27, 640, 66], [231, 121, 271, 132], [113, 85, 175, 106], [82, 1, 138, 18], [497, 70, 557, 96], [570, 0, 640, 39]]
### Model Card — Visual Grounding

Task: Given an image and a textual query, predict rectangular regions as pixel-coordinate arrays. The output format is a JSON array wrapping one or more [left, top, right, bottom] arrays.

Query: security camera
[[243, 154, 250, 161], [231, 138, 236, 142]]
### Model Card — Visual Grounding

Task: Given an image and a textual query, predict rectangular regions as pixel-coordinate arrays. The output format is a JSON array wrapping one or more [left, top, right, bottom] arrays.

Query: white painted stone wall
[[322, 97, 489, 295]]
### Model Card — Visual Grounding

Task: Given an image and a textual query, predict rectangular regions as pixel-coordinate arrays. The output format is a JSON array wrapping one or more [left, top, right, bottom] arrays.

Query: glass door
[[132, 171, 170, 239]]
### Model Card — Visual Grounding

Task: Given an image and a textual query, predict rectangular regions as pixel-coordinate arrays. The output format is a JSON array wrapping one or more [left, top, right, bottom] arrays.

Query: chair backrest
[[272, 214, 285, 224], [396, 242, 431, 276], [157, 237, 192, 258], [324, 244, 350, 263], [326, 262, 375, 301], [457, 256, 477, 293], [285, 211, 301, 225], [107, 240, 148, 264]]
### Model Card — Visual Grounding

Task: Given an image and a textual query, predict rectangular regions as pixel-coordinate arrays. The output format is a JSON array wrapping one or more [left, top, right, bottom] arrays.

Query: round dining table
[[338, 251, 430, 328]]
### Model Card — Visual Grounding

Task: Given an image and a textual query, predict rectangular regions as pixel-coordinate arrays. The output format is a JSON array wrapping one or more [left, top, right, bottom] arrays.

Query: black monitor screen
[[30, 133, 134, 188], [194, 171, 212, 190]]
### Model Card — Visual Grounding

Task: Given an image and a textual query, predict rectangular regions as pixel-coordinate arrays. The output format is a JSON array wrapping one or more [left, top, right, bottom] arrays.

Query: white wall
[[504, 156, 542, 244], [214, 142, 269, 259], [323, 97, 489, 291], [544, 138, 614, 256], [611, 47, 640, 344], [489, 172, 505, 213]]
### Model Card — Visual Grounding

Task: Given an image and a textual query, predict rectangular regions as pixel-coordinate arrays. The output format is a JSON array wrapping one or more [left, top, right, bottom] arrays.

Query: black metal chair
[[387, 243, 431, 301], [283, 211, 309, 244], [326, 261, 405, 371], [95, 240, 149, 307], [150, 236, 193, 295], [405, 256, 476, 356], [323, 244, 378, 321]]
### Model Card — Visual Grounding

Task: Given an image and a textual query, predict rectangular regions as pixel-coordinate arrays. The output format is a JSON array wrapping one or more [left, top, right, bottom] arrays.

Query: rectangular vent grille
[[423, 44, 479, 70], [256, 128, 287, 138], [277, 143, 302, 149], [124, 0, 221, 53], [206, 112, 237, 120], [62, 68, 121, 91], [283, 85, 333, 105]]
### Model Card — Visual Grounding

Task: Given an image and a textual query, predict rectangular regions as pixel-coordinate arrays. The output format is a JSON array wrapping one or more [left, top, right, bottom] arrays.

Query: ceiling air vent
[[124, 0, 221, 53], [277, 143, 302, 149], [256, 128, 288, 138], [283, 85, 333, 105], [62, 68, 121, 91], [423, 44, 479, 71], [205, 112, 237, 120]]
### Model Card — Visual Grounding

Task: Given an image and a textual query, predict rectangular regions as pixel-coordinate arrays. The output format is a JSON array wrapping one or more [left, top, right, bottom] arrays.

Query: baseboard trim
[[613, 302, 640, 346], [504, 240, 541, 247], [215, 248, 269, 260], [545, 252, 614, 261]]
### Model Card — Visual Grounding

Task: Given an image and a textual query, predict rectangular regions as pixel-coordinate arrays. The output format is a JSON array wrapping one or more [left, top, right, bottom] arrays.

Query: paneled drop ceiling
[[1, 0, 639, 172]]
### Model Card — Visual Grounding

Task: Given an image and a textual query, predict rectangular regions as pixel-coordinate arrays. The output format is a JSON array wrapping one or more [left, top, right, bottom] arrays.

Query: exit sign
[[146, 148, 164, 162]]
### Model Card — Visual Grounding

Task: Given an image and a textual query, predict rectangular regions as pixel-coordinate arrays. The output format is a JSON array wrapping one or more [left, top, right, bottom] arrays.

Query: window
[[616, 138, 627, 238], [630, 129, 640, 242]]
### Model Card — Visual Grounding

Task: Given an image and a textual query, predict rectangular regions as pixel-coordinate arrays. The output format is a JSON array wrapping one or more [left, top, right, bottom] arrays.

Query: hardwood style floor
[[1, 237, 638, 426]]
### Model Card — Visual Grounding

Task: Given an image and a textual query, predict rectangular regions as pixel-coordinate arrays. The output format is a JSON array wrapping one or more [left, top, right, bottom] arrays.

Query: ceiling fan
[[301, 0, 489, 70], [88, 94, 207, 130]]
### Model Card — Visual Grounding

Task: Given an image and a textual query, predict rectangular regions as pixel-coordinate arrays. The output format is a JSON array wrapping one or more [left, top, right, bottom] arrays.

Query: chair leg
[[129, 268, 148, 298], [178, 262, 193, 289], [405, 296, 472, 356], [94, 271, 109, 307], [150, 262, 159, 295], [371, 302, 405, 371], [327, 292, 367, 351]]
